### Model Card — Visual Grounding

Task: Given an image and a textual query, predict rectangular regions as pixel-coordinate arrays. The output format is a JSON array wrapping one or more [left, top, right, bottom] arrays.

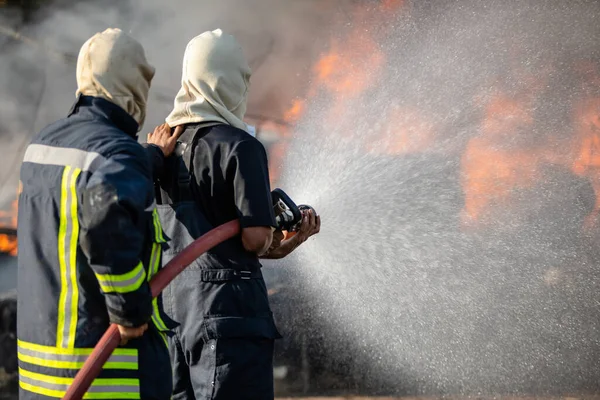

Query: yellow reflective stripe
[[20, 367, 140, 398], [20, 382, 140, 399], [20, 381, 65, 398], [147, 243, 160, 280], [56, 167, 70, 348], [19, 368, 138, 386], [152, 209, 166, 243], [157, 330, 169, 349], [57, 166, 81, 348], [151, 312, 168, 332], [68, 168, 81, 349], [148, 242, 169, 332], [18, 340, 137, 356], [95, 262, 146, 294], [17, 340, 138, 370], [17, 353, 138, 370]]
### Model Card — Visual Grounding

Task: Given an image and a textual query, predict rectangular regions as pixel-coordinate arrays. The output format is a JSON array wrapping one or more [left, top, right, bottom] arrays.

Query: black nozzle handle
[[271, 188, 302, 230]]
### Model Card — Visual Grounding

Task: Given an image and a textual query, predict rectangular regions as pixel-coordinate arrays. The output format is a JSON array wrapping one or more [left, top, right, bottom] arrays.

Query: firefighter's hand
[[117, 323, 148, 346], [296, 209, 320, 243], [147, 123, 184, 157]]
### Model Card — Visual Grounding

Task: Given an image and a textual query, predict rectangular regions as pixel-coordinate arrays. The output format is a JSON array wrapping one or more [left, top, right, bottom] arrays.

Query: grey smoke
[[3, 0, 600, 396], [0, 0, 341, 208]]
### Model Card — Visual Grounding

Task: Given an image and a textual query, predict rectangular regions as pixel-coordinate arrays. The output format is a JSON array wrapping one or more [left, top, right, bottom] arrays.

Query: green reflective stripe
[[23, 144, 107, 172], [18, 354, 137, 370], [56, 166, 81, 349], [19, 368, 140, 399], [157, 330, 169, 348], [152, 209, 166, 243], [95, 262, 146, 294], [67, 168, 81, 349], [18, 340, 137, 356], [147, 243, 161, 280], [19, 367, 139, 386], [20, 382, 140, 399], [17, 340, 138, 370], [151, 313, 168, 332], [148, 242, 169, 332], [56, 168, 69, 347], [18, 347, 137, 363]]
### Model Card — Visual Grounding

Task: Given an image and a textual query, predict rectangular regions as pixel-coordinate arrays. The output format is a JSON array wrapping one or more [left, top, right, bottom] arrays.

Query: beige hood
[[165, 29, 251, 132], [76, 28, 155, 130]]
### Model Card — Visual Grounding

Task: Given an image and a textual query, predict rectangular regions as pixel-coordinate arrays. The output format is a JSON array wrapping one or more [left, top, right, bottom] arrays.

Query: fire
[[287, 0, 405, 115], [310, 4, 388, 129], [571, 96, 600, 229], [266, 0, 600, 237], [0, 199, 18, 256], [460, 93, 541, 227], [283, 99, 305, 125], [267, 0, 406, 185], [0, 232, 17, 257], [313, 37, 385, 98]]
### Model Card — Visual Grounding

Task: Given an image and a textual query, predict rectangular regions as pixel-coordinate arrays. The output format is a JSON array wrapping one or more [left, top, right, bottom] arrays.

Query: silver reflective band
[[23, 144, 106, 172], [95, 262, 146, 294], [17, 345, 137, 364]]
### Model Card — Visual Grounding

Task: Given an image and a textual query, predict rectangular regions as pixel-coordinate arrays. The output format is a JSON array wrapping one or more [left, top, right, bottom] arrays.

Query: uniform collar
[[68, 95, 139, 138]]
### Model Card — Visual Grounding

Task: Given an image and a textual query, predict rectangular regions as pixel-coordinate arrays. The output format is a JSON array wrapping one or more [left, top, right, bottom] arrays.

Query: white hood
[[75, 28, 155, 130], [166, 29, 251, 132]]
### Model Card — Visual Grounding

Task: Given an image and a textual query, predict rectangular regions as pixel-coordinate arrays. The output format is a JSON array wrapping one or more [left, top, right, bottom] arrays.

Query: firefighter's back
[[17, 95, 172, 400]]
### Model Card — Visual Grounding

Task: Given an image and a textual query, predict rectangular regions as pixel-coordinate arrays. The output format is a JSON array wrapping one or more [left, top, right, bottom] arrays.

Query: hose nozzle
[[271, 188, 316, 232]]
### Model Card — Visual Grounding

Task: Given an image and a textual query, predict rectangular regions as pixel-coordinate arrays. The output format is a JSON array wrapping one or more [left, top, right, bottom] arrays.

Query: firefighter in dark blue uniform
[[17, 28, 179, 400], [148, 30, 320, 400]]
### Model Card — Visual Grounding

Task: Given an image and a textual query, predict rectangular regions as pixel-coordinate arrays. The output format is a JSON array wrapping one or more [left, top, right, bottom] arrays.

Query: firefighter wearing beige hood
[[18, 28, 178, 400], [149, 29, 302, 400], [165, 29, 251, 131], [76, 28, 154, 129]]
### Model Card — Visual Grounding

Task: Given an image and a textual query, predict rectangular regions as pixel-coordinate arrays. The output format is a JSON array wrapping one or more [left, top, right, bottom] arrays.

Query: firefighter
[[147, 30, 319, 400], [17, 28, 180, 399]]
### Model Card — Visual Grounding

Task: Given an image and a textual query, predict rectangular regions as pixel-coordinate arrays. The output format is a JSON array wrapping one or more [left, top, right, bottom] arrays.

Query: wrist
[[147, 143, 166, 156], [294, 232, 307, 241]]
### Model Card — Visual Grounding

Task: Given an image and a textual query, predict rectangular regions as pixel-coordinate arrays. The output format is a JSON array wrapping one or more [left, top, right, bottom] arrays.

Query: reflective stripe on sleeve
[[95, 262, 147, 294]]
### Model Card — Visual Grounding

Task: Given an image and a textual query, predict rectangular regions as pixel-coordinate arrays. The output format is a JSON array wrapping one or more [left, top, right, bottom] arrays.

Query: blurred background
[[2, 0, 600, 398]]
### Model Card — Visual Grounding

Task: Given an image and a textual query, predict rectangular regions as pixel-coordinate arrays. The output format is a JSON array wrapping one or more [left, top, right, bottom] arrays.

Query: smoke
[[0, 0, 343, 208], [4, 0, 600, 396]]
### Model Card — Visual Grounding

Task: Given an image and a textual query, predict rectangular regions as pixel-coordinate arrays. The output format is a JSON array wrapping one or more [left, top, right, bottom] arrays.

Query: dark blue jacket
[[17, 96, 172, 399]]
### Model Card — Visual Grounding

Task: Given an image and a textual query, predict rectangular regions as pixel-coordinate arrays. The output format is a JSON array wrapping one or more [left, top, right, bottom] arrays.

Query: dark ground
[[0, 293, 16, 400]]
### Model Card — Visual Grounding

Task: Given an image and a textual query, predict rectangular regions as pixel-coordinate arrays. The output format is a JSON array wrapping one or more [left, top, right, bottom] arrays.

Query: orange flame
[[459, 62, 600, 232], [0, 198, 18, 256], [460, 90, 544, 228], [267, 1, 600, 238], [571, 97, 600, 229], [0, 233, 17, 257], [267, 0, 407, 186]]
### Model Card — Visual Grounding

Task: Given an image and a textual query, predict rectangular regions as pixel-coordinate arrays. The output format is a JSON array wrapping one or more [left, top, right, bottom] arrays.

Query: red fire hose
[[62, 219, 241, 400]]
